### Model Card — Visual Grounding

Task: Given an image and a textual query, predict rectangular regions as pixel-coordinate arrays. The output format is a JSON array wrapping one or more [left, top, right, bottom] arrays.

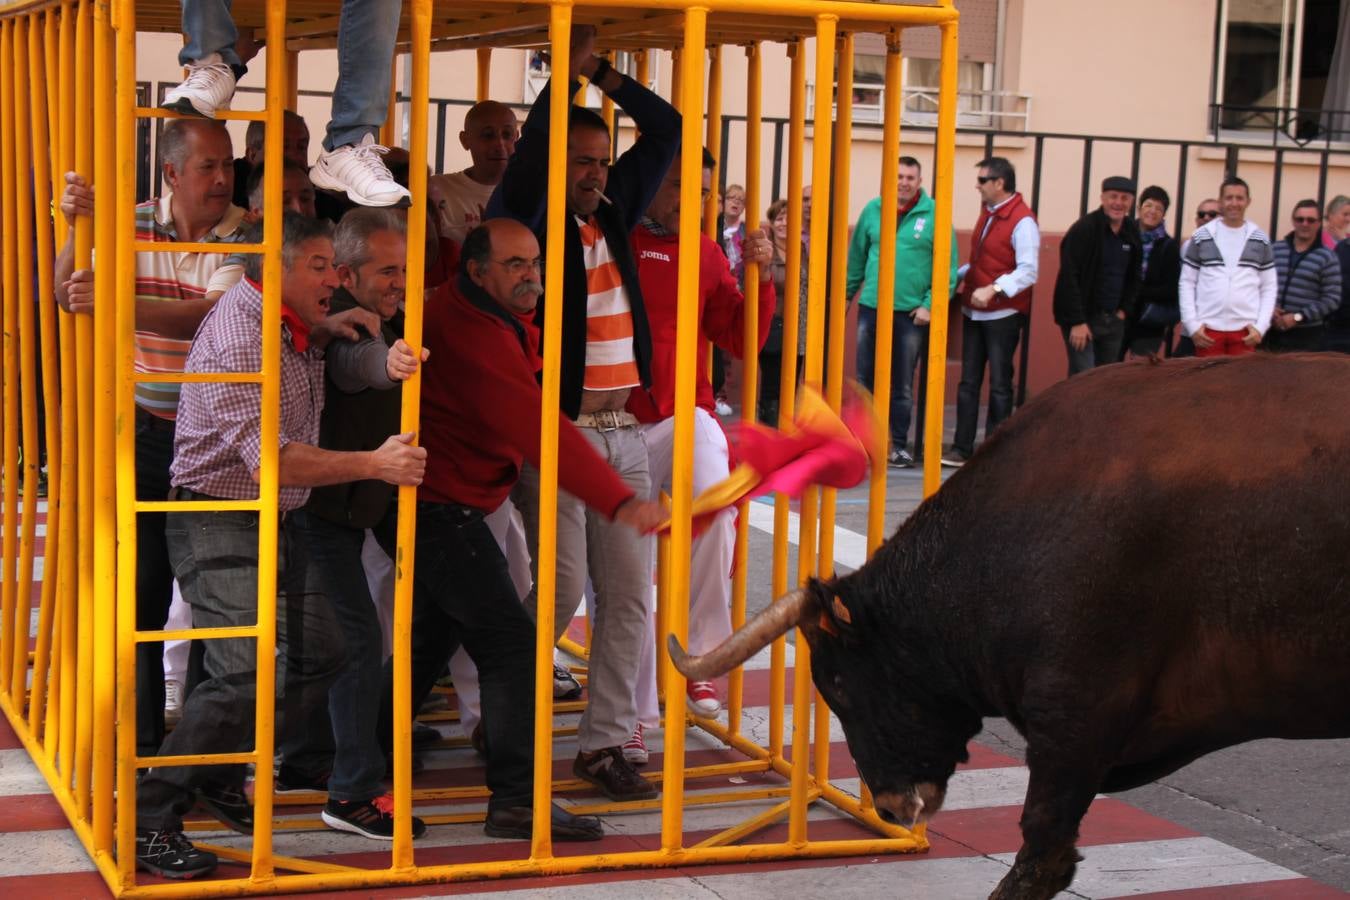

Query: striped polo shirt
[[134, 194, 247, 418], [577, 215, 640, 391]]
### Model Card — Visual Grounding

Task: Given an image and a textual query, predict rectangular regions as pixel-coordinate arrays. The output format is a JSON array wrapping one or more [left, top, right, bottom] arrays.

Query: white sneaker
[[309, 134, 411, 208], [163, 679, 185, 726], [161, 53, 236, 118]]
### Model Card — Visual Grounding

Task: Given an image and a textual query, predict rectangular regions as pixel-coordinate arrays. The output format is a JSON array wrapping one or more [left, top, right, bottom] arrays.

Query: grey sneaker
[[161, 53, 236, 118], [135, 829, 217, 879], [553, 663, 583, 700], [887, 447, 915, 468]]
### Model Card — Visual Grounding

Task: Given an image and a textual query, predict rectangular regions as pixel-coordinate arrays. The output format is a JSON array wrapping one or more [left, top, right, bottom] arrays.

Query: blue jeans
[[855, 305, 929, 450], [179, 0, 399, 150], [952, 313, 1023, 456], [380, 502, 537, 812], [296, 508, 395, 803], [1061, 310, 1125, 376], [139, 506, 344, 832]]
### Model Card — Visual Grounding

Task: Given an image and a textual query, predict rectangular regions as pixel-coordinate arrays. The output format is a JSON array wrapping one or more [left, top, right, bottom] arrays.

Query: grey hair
[[241, 211, 333, 282], [1327, 195, 1350, 218], [160, 118, 230, 172], [332, 207, 407, 269], [245, 109, 307, 154]]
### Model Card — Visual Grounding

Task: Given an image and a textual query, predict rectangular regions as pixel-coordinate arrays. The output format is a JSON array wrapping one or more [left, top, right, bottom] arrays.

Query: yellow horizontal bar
[[133, 107, 268, 122], [134, 371, 263, 385], [557, 635, 590, 661], [693, 793, 807, 849], [133, 241, 263, 254], [133, 625, 259, 644], [133, 751, 257, 768], [135, 500, 263, 514], [192, 842, 357, 876]]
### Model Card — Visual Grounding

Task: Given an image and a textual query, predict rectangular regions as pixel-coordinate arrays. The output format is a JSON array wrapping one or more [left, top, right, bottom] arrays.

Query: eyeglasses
[[1292, 216, 1320, 224], [1196, 210, 1220, 220], [490, 257, 543, 275], [976, 176, 998, 185]]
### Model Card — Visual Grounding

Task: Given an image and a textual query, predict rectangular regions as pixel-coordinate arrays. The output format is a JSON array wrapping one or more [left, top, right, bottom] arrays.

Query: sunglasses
[[1196, 210, 1219, 220], [977, 176, 998, 184], [1292, 216, 1319, 224]]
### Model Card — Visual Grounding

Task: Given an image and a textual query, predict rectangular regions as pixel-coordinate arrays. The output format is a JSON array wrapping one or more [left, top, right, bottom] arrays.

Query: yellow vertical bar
[[670, 47, 682, 113], [10, 16, 40, 711], [284, 49, 299, 109], [112, 0, 138, 884], [530, 1, 573, 864], [0, 18, 19, 704], [380, 56, 399, 147], [634, 48, 649, 89], [788, 15, 837, 846], [55, 0, 78, 783], [661, 3, 708, 853], [866, 33, 902, 555], [476, 46, 492, 101], [815, 30, 853, 786], [248, 0, 289, 881], [769, 39, 808, 761], [727, 40, 762, 738], [91, 0, 118, 854], [390, 0, 431, 868], [702, 45, 722, 239], [27, 10, 62, 741], [72, 0, 95, 821], [922, 23, 958, 500], [654, 514, 670, 702]]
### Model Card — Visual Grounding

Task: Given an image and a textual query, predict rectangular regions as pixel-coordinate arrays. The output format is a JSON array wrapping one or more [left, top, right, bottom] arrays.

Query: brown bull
[[670, 354, 1350, 899]]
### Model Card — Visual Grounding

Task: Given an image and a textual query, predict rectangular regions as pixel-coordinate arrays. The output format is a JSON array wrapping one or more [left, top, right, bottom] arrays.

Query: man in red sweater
[[625, 149, 776, 755], [381, 218, 662, 841]]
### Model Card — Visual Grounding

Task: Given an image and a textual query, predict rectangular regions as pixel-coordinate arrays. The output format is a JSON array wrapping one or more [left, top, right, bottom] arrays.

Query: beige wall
[[137, 2, 1348, 239]]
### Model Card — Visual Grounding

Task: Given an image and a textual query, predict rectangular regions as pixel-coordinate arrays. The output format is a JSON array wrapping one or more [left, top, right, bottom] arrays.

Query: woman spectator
[[1324, 195, 1349, 250], [1123, 185, 1181, 358], [758, 198, 809, 425]]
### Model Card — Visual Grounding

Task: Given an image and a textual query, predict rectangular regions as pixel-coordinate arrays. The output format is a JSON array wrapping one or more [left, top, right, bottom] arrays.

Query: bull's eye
[[830, 674, 850, 709]]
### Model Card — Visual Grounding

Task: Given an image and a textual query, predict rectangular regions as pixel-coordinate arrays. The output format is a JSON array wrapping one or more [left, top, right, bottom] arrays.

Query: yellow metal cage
[[0, 0, 961, 895]]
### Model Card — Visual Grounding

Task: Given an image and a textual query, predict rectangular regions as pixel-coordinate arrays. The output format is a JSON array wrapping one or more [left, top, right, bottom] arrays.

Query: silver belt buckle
[[594, 409, 620, 431]]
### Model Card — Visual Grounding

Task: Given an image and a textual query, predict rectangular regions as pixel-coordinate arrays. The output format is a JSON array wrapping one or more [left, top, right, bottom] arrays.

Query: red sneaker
[[686, 680, 722, 717]]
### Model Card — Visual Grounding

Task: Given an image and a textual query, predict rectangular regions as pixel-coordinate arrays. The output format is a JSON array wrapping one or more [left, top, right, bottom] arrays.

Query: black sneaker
[[553, 663, 583, 700], [412, 721, 442, 746], [887, 447, 915, 468], [321, 794, 426, 841], [135, 828, 217, 879], [573, 746, 658, 801], [940, 447, 970, 468], [274, 766, 330, 795], [197, 783, 253, 834]]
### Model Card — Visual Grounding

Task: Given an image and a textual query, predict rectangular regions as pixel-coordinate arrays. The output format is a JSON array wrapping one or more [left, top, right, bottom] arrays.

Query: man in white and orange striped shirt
[[488, 25, 681, 802], [54, 118, 247, 766]]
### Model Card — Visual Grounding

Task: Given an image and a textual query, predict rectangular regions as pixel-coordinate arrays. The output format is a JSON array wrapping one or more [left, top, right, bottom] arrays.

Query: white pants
[[449, 497, 534, 736], [635, 408, 735, 726]]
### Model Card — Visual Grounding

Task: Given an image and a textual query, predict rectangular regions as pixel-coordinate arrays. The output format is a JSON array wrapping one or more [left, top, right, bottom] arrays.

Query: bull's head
[[668, 577, 980, 829]]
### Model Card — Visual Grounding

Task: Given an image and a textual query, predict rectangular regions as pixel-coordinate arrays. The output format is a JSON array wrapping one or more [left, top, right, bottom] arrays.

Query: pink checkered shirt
[[169, 278, 325, 511]]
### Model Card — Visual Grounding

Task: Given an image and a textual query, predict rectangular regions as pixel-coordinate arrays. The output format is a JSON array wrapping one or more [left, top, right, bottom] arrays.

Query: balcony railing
[[807, 82, 1032, 131], [1210, 103, 1350, 149]]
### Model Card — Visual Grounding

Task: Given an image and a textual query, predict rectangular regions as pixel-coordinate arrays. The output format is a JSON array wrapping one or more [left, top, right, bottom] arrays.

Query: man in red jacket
[[381, 218, 662, 841], [942, 156, 1040, 467], [625, 149, 775, 757]]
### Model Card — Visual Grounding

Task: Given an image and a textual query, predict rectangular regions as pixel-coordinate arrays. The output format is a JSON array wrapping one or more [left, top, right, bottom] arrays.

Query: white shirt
[[1214, 222, 1250, 271], [428, 170, 496, 244]]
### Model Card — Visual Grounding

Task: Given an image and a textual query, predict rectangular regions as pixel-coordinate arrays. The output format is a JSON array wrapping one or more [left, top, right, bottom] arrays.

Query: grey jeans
[[514, 423, 652, 751], [138, 507, 344, 832]]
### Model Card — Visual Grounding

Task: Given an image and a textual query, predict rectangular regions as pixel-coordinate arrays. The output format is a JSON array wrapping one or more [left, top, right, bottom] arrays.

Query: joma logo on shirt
[[640, 249, 672, 262]]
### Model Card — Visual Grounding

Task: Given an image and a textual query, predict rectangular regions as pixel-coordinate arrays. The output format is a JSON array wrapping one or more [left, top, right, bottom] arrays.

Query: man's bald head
[[462, 218, 543, 314], [460, 101, 520, 186]]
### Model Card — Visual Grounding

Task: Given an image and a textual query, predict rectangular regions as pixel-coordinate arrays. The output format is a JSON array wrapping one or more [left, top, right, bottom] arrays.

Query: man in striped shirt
[[54, 118, 247, 765], [488, 25, 680, 802]]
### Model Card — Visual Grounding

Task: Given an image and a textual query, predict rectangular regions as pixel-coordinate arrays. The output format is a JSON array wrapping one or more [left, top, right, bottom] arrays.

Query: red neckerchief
[[896, 192, 920, 221], [245, 275, 313, 352]]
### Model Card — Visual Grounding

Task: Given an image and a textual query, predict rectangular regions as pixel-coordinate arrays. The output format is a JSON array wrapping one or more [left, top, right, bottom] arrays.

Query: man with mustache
[[136, 212, 427, 878], [387, 218, 662, 841], [486, 25, 680, 804]]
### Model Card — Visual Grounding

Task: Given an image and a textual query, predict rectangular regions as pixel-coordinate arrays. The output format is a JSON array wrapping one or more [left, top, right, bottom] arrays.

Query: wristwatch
[[991, 284, 1004, 296], [1293, 312, 1304, 323], [589, 57, 614, 87]]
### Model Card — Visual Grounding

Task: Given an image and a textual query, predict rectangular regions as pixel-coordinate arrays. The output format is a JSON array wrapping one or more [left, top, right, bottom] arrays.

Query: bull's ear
[[831, 595, 853, 625], [816, 610, 839, 636]]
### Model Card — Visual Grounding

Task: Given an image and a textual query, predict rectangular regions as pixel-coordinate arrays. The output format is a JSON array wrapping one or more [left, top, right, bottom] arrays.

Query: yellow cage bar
[[0, 0, 962, 895]]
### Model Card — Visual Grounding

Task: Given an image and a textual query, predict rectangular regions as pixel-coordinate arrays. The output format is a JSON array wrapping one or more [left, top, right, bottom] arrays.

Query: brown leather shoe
[[573, 746, 658, 801], [484, 803, 603, 842]]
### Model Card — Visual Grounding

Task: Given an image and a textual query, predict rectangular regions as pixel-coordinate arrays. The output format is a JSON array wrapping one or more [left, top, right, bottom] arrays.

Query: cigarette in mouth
[[597, 189, 614, 206]]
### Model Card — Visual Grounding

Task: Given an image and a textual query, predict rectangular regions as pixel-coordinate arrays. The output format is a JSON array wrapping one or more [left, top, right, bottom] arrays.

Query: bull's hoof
[[988, 858, 1076, 900]]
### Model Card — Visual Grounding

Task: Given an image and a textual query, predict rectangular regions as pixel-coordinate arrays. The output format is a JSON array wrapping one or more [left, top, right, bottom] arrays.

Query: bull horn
[[667, 588, 809, 680]]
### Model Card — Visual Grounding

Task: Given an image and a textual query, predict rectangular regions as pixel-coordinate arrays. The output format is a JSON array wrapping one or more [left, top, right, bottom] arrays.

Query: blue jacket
[[1272, 233, 1343, 325]]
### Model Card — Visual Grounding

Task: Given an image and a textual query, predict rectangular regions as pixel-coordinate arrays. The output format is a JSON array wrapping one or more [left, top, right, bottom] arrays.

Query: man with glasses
[[942, 156, 1040, 467], [389, 218, 662, 841], [1179, 176, 1277, 357], [1266, 199, 1343, 353], [487, 26, 680, 802]]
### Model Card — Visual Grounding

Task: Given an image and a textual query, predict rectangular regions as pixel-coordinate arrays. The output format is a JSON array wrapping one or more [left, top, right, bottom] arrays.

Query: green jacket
[[846, 190, 958, 312]]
